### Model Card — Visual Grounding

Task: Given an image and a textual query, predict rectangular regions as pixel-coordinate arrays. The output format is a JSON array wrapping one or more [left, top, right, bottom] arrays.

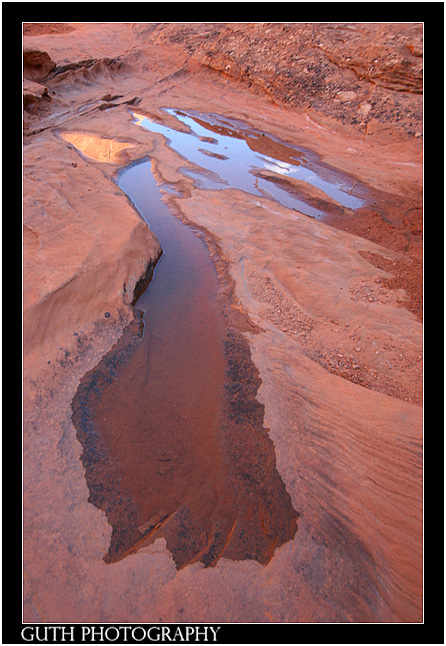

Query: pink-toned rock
[[23, 47, 56, 81], [23, 79, 49, 113], [22, 22, 423, 625], [23, 131, 161, 365]]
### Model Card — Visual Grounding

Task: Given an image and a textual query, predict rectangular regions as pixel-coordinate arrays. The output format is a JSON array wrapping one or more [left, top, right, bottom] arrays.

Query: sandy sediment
[[22, 22, 423, 623]]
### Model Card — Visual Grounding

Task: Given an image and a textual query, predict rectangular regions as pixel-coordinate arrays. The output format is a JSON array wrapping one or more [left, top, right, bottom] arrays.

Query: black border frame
[[6, 3, 443, 644]]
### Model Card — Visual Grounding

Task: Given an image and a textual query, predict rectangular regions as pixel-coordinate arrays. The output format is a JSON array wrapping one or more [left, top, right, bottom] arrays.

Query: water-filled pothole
[[132, 108, 365, 218], [72, 159, 298, 569]]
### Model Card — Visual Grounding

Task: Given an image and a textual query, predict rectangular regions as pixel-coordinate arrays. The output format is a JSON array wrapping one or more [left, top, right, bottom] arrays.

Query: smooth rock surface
[[22, 22, 423, 624]]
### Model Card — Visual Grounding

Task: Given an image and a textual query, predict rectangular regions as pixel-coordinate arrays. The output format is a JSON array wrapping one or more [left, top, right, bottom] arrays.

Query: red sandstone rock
[[22, 22, 423, 625], [23, 47, 56, 81], [23, 79, 49, 113]]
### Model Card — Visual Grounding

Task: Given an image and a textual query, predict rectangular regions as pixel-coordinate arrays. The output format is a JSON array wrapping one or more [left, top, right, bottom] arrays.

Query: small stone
[[358, 102, 372, 116], [104, 312, 111, 318], [337, 90, 357, 102], [355, 347, 361, 352]]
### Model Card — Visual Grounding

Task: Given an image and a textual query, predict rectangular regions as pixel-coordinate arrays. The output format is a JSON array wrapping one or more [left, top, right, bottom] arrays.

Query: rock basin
[[21, 21, 424, 627]]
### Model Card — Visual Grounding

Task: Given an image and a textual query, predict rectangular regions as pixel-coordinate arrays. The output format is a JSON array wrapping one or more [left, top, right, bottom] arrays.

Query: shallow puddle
[[72, 159, 298, 568], [132, 108, 364, 218]]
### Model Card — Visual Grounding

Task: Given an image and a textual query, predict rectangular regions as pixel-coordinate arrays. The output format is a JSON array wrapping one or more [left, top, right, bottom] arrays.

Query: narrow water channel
[[72, 158, 298, 569]]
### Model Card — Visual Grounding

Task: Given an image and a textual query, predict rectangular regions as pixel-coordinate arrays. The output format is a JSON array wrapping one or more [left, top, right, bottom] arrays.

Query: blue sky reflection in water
[[132, 108, 364, 218]]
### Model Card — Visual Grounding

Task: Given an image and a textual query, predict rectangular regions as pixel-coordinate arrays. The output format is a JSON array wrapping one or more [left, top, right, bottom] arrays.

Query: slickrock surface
[[23, 22, 423, 624]]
